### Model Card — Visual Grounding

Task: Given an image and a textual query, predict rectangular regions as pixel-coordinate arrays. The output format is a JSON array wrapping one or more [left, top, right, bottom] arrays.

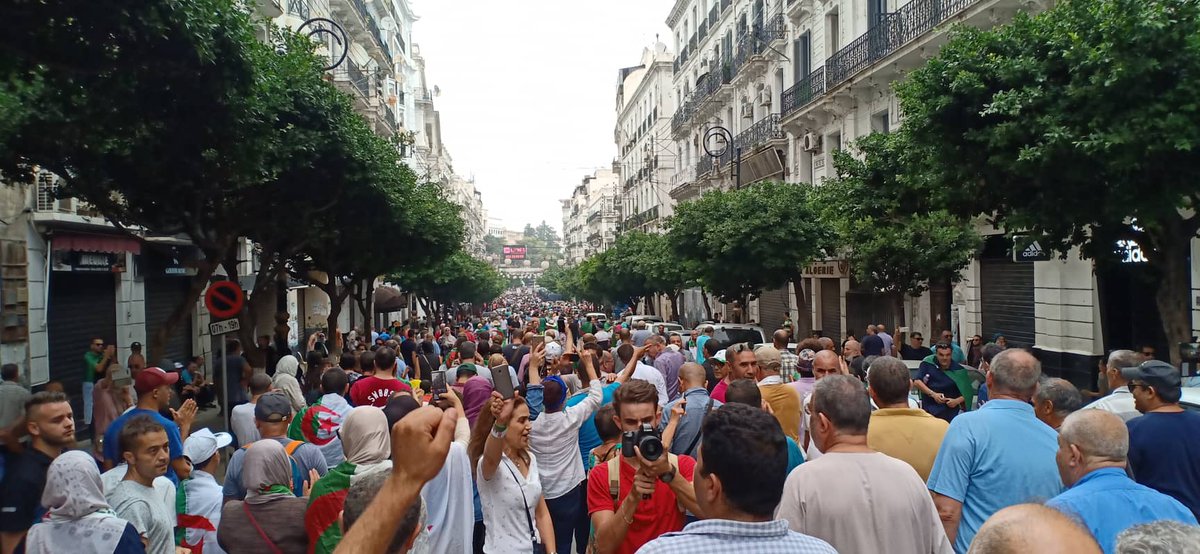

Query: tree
[[390, 250, 505, 317], [823, 131, 983, 331], [668, 182, 835, 336], [897, 0, 1200, 362]]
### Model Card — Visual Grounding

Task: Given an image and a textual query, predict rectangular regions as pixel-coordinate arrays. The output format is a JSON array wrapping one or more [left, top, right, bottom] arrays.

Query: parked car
[[623, 315, 664, 327], [648, 322, 685, 336], [584, 312, 609, 326], [1181, 387, 1200, 413], [693, 323, 766, 346]]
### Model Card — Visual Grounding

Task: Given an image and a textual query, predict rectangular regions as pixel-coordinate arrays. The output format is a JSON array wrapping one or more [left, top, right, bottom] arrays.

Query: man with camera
[[587, 380, 702, 554]]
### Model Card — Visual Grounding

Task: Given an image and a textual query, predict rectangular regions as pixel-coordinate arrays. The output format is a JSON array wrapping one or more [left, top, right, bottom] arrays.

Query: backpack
[[243, 439, 305, 496]]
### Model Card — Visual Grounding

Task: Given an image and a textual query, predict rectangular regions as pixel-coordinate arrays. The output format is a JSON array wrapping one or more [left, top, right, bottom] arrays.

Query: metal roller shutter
[[980, 259, 1035, 348], [145, 275, 192, 366], [757, 286, 790, 334], [47, 272, 116, 418], [846, 287, 897, 340], [820, 279, 842, 337]]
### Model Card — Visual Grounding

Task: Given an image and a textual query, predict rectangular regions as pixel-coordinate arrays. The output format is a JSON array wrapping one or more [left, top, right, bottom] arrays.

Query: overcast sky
[[411, 0, 675, 234]]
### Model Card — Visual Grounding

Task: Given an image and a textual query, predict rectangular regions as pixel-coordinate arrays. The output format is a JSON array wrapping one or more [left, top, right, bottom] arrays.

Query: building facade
[[615, 44, 678, 234], [561, 168, 620, 264]]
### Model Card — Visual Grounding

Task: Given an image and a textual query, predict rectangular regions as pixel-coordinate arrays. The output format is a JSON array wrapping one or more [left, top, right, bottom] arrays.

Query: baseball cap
[[711, 349, 727, 363], [183, 428, 232, 465], [1121, 360, 1181, 394], [254, 391, 293, 422], [544, 342, 564, 360], [797, 348, 816, 374], [755, 346, 782, 369], [173, 361, 185, 370], [134, 367, 179, 395], [456, 363, 479, 379]]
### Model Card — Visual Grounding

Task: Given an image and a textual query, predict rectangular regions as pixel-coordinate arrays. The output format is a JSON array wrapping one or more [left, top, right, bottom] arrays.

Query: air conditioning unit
[[802, 132, 822, 152], [740, 104, 754, 119]]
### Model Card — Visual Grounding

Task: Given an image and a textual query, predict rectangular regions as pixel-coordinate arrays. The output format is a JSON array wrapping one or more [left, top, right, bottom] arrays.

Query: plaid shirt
[[637, 519, 837, 554], [779, 349, 801, 383]]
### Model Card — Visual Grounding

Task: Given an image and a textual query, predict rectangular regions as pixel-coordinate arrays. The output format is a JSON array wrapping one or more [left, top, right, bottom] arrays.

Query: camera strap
[[681, 396, 716, 457], [607, 455, 683, 513]]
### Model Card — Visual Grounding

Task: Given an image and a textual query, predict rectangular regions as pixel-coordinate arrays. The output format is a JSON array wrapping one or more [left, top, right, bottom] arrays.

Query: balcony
[[721, 0, 732, 12], [287, 0, 310, 20], [709, 5, 719, 27], [342, 63, 371, 98], [782, 66, 825, 117], [734, 14, 788, 75], [734, 114, 784, 154]]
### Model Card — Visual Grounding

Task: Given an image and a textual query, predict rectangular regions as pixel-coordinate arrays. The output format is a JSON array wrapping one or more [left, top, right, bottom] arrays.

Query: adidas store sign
[[1014, 237, 1052, 262]]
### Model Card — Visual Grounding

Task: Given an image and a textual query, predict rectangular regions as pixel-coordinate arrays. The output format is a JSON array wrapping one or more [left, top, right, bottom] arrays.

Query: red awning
[[51, 234, 142, 255]]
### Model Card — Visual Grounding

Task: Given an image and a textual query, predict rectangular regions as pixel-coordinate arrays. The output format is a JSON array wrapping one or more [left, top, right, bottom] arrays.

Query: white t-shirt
[[421, 443, 473, 554], [632, 362, 669, 406], [801, 392, 823, 461], [106, 479, 177, 554], [530, 380, 603, 498], [477, 453, 543, 554], [231, 402, 259, 447]]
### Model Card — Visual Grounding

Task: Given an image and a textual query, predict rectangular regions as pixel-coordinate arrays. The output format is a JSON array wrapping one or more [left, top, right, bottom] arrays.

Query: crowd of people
[[0, 300, 1198, 553]]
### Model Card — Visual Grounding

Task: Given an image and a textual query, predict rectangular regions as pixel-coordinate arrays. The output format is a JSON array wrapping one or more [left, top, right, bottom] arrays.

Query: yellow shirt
[[867, 408, 949, 481], [760, 383, 802, 443]]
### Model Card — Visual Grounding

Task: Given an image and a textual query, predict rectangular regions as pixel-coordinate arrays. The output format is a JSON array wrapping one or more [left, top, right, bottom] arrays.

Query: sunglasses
[[1127, 382, 1151, 392]]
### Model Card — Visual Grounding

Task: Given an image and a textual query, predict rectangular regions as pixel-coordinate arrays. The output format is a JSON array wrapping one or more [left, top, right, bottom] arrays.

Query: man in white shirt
[[616, 343, 668, 406], [1086, 350, 1142, 421], [232, 373, 272, 448], [180, 428, 232, 554]]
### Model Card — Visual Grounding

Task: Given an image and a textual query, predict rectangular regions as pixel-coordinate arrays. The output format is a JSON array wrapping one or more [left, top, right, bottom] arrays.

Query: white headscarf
[[273, 355, 306, 412], [24, 451, 131, 554]]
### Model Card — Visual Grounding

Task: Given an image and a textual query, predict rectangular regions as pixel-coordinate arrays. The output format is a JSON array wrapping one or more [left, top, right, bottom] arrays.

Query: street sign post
[[204, 281, 245, 437], [204, 281, 245, 320], [209, 318, 240, 336]]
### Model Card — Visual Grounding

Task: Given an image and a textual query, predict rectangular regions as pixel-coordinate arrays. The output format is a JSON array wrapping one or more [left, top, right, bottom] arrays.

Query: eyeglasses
[[1127, 382, 1151, 392], [912, 337, 924, 341]]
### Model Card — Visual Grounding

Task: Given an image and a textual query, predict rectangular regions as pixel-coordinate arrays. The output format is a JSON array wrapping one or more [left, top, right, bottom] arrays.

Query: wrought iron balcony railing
[[782, 66, 825, 117], [709, 5, 719, 27], [721, 0, 732, 13], [288, 0, 310, 19], [734, 113, 784, 153]]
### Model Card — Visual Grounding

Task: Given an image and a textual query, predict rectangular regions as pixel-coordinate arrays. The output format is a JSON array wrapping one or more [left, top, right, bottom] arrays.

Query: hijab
[[462, 376, 494, 427], [24, 451, 129, 554], [242, 439, 294, 505], [274, 355, 306, 412], [341, 407, 391, 466]]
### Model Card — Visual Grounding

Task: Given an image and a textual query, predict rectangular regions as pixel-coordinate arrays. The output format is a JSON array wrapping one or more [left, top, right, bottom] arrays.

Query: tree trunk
[[645, 296, 656, 316], [700, 289, 713, 321], [319, 279, 352, 349], [893, 292, 907, 355], [1154, 232, 1195, 366], [670, 291, 681, 324], [791, 278, 812, 338]]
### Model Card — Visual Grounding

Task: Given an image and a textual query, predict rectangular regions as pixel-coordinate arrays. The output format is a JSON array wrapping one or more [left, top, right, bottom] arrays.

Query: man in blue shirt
[[661, 363, 722, 459], [1047, 409, 1196, 553], [927, 349, 1063, 553], [1123, 360, 1200, 520], [103, 367, 196, 483]]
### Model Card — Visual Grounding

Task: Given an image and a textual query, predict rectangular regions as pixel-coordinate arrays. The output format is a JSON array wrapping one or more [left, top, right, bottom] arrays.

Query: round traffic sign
[[205, 281, 245, 320]]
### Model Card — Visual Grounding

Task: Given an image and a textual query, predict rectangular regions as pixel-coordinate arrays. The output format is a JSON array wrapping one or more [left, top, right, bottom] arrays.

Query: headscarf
[[25, 451, 129, 554], [462, 376, 494, 427], [274, 355, 306, 413], [341, 407, 390, 466], [543, 375, 567, 412], [242, 440, 294, 505]]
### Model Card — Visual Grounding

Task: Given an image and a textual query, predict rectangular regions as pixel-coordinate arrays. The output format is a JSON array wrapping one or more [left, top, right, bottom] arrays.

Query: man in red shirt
[[349, 347, 411, 407], [588, 380, 701, 554], [710, 343, 759, 403]]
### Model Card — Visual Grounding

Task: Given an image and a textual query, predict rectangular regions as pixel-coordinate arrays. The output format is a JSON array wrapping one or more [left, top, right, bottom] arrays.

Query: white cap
[[183, 428, 232, 465], [544, 342, 564, 360]]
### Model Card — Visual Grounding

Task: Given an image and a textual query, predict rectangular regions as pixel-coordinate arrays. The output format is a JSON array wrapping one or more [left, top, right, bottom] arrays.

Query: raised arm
[[480, 391, 516, 482], [617, 345, 646, 384]]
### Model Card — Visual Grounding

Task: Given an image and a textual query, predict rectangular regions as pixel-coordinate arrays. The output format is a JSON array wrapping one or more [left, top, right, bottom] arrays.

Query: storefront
[[141, 246, 198, 366], [979, 235, 1036, 349], [46, 234, 134, 417]]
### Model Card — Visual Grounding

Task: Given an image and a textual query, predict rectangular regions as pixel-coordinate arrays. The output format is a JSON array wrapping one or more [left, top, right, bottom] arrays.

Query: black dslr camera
[[621, 423, 665, 461]]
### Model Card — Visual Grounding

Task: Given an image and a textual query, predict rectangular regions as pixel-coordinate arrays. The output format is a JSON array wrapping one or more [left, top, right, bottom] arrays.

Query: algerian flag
[[305, 461, 393, 554]]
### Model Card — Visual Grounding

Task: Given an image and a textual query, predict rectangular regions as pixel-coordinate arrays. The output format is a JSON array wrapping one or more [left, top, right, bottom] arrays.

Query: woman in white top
[[469, 390, 556, 554]]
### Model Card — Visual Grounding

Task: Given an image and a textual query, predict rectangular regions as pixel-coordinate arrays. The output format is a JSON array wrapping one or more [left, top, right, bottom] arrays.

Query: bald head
[[679, 362, 707, 389], [989, 349, 1042, 400], [772, 329, 790, 348], [813, 349, 842, 379], [968, 504, 1101, 554], [1060, 409, 1129, 463], [843, 339, 861, 358]]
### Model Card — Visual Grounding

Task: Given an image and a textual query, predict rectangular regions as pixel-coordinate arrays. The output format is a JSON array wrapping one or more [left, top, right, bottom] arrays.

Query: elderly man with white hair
[[1085, 349, 1143, 421], [1047, 409, 1196, 553]]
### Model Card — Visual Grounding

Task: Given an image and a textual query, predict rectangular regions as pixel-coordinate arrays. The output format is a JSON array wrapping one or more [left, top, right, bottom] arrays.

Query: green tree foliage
[[389, 251, 506, 315], [822, 132, 982, 328], [897, 0, 1200, 359], [668, 182, 835, 336]]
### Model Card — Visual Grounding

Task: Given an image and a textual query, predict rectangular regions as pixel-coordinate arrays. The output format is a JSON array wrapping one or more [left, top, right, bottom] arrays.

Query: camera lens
[[638, 435, 664, 462]]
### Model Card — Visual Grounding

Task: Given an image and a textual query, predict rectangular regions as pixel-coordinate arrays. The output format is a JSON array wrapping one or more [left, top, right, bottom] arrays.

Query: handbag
[[242, 502, 284, 554], [502, 458, 547, 554]]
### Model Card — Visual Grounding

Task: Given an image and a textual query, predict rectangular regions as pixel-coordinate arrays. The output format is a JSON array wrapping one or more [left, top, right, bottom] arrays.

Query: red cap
[[134, 367, 179, 394]]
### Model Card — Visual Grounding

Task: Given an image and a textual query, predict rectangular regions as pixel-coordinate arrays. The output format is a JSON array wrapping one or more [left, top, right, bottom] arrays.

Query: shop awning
[[374, 286, 407, 313], [51, 233, 142, 255]]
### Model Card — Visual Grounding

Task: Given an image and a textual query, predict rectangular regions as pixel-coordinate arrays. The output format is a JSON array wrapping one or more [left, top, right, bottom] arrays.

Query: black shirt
[[900, 344, 933, 361], [0, 448, 53, 532], [400, 339, 418, 367]]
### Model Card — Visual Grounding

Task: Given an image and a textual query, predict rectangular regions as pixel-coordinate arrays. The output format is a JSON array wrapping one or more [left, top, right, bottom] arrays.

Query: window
[[793, 31, 811, 82], [825, 10, 840, 53], [871, 110, 890, 134]]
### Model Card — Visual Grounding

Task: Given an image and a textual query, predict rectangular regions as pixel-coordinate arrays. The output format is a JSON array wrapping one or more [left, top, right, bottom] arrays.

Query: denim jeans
[[545, 480, 589, 554]]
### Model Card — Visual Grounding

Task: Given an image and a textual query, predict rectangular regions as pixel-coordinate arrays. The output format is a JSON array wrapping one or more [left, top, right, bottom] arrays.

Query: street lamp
[[703, 126, 741, 189], [297, 18, 349, 71]]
